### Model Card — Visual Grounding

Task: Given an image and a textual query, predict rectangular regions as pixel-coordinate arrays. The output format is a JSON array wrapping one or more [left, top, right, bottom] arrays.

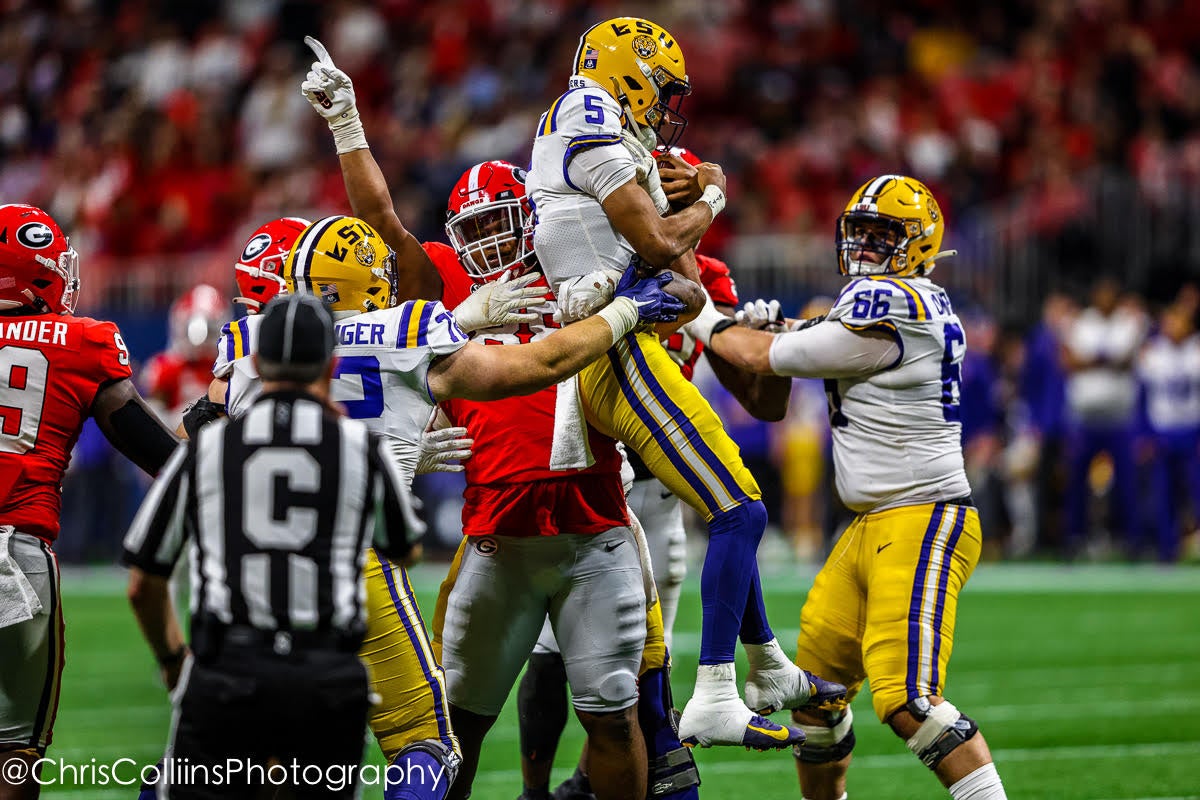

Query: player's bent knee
[[574, 667, 640, 715], [385, 739, 462, 800], [896, 697, 979, 770], [792, 707, 856, 764], [576, 704, 639, 742]]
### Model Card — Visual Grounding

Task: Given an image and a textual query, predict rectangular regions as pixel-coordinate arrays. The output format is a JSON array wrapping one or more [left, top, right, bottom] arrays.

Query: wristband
[[330, 110, 369, 154], [697, 184, 726, 219], [596, 296, 639, 345], [711, 318, 736, 337], [157, 645, 187, 668]]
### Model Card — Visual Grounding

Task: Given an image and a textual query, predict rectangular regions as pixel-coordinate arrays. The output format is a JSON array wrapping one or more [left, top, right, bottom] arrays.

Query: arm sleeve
[[368, 435, 424, 560], [121, 441, 193, 575], [566, 143, 639, 203], [768, 319, 903, 378]]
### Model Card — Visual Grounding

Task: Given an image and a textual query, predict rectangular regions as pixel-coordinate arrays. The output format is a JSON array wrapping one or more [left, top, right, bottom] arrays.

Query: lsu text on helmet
[[235, 217, 311, 313], [0, 204, 80, 315], [836, 175, 957, 278], [445, 161, 535, 282], [283, 216, 398, 314], [573, 17, 690, 149], [169, 283, 226, 360]]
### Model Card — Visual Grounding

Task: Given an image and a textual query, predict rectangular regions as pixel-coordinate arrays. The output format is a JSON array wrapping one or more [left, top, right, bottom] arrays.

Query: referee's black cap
[[256, 294, 336, 383]]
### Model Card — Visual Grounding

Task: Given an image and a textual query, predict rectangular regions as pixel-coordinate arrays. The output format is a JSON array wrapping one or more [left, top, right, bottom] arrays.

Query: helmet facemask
[[445, 197, 533, 281], [836, 212, 911, 277]]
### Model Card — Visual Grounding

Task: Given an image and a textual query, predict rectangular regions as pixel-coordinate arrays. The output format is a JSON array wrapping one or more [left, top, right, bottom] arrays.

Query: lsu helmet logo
[[354, 240, 375, 267], [632, 35, 657, 58], [16, 222, 54, 249]]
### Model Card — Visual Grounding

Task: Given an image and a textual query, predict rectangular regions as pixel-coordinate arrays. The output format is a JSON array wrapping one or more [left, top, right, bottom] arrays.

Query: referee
[[123, 294, 418, 799]]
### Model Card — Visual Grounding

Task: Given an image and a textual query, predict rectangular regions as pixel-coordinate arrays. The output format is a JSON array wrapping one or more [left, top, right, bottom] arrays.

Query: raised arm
[[301, 36, 442, 301]]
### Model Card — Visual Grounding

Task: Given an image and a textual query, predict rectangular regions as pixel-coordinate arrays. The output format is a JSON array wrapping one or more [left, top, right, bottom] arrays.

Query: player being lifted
[[526, 16, 843, 748], [686, 176, 1009, 800], [0, 205, 178, 800]]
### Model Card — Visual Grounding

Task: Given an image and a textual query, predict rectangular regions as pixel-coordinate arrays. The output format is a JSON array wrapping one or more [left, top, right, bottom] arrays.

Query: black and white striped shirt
[[122, 391, 416, 634]]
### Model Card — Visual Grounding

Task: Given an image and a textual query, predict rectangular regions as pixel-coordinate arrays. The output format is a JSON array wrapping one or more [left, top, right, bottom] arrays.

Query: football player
[[202, 215, 683, 800], [686, 176, 1009, 800], [525, 16, 839, 749], [0, 205, 178, 800], [514, 147, 794, 800], [140, 284, 227, 432]]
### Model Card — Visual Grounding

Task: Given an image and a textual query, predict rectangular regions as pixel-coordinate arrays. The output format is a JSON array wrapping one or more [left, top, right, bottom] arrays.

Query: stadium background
[[4, 0, 1199, 798]]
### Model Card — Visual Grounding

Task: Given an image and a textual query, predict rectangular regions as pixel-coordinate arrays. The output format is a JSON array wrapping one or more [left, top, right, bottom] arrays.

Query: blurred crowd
[[3, 0, 1198, 561]]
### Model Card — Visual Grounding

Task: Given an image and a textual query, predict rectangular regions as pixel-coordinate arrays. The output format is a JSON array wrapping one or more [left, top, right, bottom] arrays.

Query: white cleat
[[744, 639, 848, 714], [678, 662, 805, 751]]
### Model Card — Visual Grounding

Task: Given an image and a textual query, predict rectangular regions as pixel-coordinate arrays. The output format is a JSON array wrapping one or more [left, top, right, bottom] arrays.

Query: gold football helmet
[[283, 216, 397, 313], [836, 175, 957, 277], [573, 17, 690, 148]]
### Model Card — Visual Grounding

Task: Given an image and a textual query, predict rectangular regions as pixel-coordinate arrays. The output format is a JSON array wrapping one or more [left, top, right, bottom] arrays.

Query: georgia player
[[140, 284, 227, 431], [0, 204, 177, 800]]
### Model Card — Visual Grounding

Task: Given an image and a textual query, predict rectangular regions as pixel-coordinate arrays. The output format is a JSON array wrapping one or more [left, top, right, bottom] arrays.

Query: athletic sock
[[700, 500, 767, 664], [948, 763, 1007, 800]]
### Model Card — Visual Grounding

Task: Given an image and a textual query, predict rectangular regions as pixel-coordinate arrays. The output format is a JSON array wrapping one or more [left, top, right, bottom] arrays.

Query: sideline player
[[0, 204, 178, 800], [140, 284, 227, 432], [686, 176, 1009, 800], [526, 16, 837, 748]]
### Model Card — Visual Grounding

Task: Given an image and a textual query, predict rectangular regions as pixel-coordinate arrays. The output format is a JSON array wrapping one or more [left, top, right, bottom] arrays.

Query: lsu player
[[140, 284, 227, 432], [686, 176, 1009, 800], [527, 16, 841, 748], [202, 215, 684, 800], [0, 205, 178, 800]]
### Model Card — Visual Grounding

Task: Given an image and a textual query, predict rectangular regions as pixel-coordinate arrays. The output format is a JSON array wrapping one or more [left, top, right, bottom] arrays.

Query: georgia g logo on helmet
[[16, 222, 54, 249], [241, 232, 273, 262]]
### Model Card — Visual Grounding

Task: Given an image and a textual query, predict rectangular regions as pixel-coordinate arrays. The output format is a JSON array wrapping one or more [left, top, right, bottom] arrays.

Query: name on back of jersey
[[0, 318, 70, 347]]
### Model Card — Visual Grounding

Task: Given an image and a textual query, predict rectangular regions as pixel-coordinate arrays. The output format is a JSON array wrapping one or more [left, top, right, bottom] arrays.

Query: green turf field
[[42, 563, 1200, 800]]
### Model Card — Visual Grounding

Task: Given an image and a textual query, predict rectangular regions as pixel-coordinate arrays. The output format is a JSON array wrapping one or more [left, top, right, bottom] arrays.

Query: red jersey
[[663, 253, 740, 380], [141, 351, 216, 425], [0, 314, 133, 541], [427, 242, 627, 537]]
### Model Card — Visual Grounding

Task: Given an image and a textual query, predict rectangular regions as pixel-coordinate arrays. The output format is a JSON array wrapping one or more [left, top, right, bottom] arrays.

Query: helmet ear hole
[[32, 278, 51, 289], [623, 76, 643, 92]]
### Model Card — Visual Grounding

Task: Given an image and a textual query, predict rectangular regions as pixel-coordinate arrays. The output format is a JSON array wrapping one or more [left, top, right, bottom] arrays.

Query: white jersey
[[820, 276, 971, 512], [213, 300, 468, 482], [1138, 333, 1200, 432], [527, 79, 649, 292]]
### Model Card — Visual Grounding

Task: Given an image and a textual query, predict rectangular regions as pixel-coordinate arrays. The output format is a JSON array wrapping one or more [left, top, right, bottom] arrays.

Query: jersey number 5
[[0, 346, 49, 453]]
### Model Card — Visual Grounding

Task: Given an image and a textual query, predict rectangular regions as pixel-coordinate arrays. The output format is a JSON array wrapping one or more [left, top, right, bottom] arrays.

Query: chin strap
[[923, 249, 959, 275]]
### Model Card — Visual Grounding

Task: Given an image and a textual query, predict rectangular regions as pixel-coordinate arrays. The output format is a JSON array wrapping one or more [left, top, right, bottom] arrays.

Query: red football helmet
[[234, 217, 310, 313], [445, 161, 534, 281], [0, 204, 80, 315], [169, 283, 226, 360]]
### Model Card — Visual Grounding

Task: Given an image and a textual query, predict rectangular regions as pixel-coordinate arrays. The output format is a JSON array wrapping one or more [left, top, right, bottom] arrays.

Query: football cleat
[[677, 695, 805, 751], [745, 664, 848, 716]]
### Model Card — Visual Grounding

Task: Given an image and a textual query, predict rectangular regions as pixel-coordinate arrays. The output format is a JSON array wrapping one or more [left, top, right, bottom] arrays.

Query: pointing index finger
[[303, 35, 334, 67]]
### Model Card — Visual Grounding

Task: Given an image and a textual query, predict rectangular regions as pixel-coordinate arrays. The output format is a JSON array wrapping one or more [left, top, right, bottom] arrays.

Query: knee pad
[[638, 665, 701, 799], [793, 707, 856, 765], [903, 698, 979, 770], [385, 740, 461, 800]]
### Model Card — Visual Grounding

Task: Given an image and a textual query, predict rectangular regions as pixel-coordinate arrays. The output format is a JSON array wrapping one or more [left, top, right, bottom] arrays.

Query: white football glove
[[620, 130, 669, 215], [300, 35, 368, 154], [553, 268, 623, 324], [416, 426, 473, 474], [451, 270, 545, 333], [735, 298, 785, 331]]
